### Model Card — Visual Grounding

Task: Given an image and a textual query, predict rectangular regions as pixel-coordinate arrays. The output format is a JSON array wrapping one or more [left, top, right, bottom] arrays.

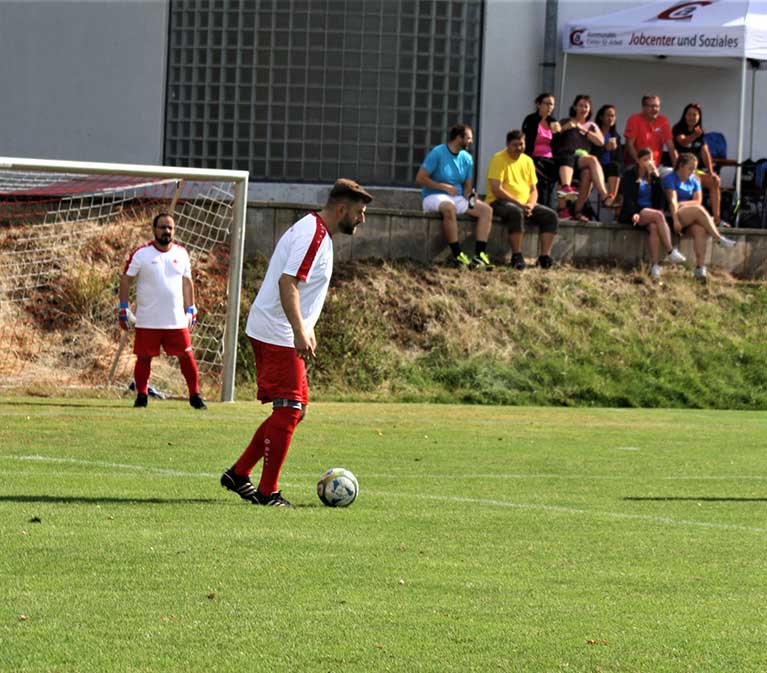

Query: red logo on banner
[[569, 28, 585, 46], [657, 1, 712, 20]]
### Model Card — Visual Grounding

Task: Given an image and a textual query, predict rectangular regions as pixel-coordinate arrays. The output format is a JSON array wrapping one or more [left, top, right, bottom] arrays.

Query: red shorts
[[250, 337, 308, 405], [133, 328, 192, 357]]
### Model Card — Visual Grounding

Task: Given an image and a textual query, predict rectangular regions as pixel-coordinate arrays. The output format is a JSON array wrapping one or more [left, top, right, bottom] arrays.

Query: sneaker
[[557, 208, 571, 219], [134, 393, 148, 408], [650, 264, 661, 280], [537, 255, 553, 269], [471, 251, 495, 270], [667, 247, 686, 264], [451, 251, 472, 269], [556, 185, 578, 201], [694, 266, 708, 280], [189, 393, 207, 410], [510, 252, 526, 270], [220, 467, 259, 502], [717, 236, 736, 248], [253, 490, 292, 508], [717, 219, 732, 228]]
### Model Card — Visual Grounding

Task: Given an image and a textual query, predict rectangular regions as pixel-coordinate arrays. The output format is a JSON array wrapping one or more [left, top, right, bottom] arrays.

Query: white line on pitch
[[2, 455, 765, 482], [2, 455, 765, 534]]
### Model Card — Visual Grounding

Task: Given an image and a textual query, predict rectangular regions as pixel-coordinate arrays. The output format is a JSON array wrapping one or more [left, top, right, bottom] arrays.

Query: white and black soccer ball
[[317, 467, 359, 508]]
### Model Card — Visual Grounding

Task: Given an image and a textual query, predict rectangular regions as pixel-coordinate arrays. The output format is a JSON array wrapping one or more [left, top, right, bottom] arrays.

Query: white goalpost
[[0, 156, 248, 402]]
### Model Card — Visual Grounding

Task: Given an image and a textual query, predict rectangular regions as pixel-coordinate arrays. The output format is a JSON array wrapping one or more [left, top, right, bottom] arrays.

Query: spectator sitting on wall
[[415, 122, 495, 269], [624, 94, 677, 172], [554, 94, 615, 222], [521, 92, 562, 204], [618, 147, 686, 281], [592, 104, 624, 207], [485, 129, 559, 270], [672, 102, 728, 227], [662, 152, 737, 280]]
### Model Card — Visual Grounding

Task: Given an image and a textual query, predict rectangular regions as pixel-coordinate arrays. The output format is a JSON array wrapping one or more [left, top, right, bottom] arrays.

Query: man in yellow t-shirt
[[485, 129, 559, 270]]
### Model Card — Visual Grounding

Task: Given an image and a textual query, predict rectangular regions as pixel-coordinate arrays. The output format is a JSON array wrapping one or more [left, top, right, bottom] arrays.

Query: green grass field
[[1, 398, 766, 673]]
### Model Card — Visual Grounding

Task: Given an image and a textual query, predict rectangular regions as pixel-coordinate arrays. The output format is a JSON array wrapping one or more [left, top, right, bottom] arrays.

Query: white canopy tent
[[561, 0, 767, 205]]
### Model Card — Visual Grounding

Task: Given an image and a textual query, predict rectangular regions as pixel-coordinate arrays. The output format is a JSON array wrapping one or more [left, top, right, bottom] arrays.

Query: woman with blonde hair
[[662, 153, 736, 279]]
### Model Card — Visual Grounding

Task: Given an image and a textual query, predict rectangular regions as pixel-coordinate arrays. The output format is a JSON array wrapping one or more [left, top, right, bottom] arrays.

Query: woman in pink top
[[522, 93, 561, 201]]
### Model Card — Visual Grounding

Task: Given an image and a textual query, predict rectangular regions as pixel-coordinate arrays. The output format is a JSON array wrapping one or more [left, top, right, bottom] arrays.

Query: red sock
[[178, 352, 199, 395], [234, 416, 270, 477], [257, 407, 302, 496], [134, 356, 152, 395]]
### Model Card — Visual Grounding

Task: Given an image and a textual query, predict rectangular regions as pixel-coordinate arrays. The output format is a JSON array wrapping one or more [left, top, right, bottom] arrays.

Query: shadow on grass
[[624, 496, 767, 502], [0, 495, 323, 508], [0, 495, 223, 505], [0, 399, 121, 409]]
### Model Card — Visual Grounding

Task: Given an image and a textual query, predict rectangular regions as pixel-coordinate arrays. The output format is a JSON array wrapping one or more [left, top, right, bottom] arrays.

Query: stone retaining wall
[[245, 202, 767, 278]]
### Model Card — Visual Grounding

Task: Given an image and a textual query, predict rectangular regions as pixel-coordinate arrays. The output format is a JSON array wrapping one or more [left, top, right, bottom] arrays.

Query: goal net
[[0, 157, 248, 402]]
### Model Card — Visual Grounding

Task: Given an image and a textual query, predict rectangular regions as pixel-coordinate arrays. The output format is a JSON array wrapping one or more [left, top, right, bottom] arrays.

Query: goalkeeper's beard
[[155, 232, 173, 247]]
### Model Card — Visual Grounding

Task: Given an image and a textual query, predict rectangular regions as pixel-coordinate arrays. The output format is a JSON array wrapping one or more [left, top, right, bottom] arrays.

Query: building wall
[[0, 0, 764, 190], [0, 0, 168, 164]]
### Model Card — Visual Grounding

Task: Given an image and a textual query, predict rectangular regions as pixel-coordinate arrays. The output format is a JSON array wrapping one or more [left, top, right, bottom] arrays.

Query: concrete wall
[[244, 203, 767, 279], [0, 0, 168, 164]]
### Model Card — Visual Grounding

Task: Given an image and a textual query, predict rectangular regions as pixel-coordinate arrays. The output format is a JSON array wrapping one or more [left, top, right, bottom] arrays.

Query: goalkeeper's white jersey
[[246, 212, 332, 348], [124, 242, 192, 329]]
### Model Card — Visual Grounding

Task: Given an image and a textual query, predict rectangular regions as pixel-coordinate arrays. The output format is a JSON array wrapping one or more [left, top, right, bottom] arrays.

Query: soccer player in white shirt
[[220, 179, 372, 507], [118, 213, 206, 409]]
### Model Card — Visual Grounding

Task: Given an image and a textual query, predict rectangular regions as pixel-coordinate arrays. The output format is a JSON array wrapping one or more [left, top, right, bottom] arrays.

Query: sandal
[[601, 193, 616, 208], [573, 210, 590, 222]]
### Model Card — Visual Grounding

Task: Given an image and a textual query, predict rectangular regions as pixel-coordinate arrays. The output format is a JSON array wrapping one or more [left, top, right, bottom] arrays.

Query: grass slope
[[234, 260, 767, 409], [2, 398, 766, 672]]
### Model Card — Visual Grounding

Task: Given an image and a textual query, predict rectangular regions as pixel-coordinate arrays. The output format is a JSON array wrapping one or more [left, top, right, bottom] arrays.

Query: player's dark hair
[[327, 178, 373, 206], [448, 123, 472, 141], [506, 129, 524, 144], [152, 212, 173, 228]]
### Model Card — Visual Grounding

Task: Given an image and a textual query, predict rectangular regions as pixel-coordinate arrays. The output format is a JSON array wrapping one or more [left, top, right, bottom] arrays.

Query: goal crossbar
[[0, 156, 249, 403]]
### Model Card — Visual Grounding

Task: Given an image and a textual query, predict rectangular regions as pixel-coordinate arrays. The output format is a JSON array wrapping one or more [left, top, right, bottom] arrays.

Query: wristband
[[119, 301, 129, 309]]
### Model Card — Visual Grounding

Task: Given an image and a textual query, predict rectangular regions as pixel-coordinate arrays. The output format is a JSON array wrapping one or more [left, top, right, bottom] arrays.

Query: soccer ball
[[317, 467, 359, 508]]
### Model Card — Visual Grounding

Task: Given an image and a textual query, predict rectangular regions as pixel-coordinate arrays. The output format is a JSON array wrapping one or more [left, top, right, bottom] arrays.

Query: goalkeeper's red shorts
[[250, 337, 308, 405], [133, 328, 192, 357]]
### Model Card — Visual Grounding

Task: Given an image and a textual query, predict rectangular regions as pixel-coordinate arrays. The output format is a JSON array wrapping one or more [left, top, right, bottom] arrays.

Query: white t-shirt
[[246, 212, 333, 347], [124, 242, 192, 329]]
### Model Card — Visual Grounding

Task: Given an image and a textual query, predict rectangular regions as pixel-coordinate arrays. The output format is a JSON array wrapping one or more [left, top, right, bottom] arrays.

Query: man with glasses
[[624, 94, 677, 171]]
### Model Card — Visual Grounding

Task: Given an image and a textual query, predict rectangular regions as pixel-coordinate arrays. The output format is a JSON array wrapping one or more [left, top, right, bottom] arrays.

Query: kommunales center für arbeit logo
[[655, 0, 712, 21]]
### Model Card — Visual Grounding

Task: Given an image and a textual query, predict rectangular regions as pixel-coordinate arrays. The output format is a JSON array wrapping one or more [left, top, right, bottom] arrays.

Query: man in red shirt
[[624, 95, 678, 169]]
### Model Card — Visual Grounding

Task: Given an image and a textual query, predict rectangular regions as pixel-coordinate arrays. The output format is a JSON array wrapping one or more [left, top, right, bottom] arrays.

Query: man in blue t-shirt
[[415, 123, 494, 269]]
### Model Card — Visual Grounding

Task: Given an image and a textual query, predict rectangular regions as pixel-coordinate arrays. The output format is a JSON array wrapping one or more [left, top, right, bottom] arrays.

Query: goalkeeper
[[118, 213, 206, 409]]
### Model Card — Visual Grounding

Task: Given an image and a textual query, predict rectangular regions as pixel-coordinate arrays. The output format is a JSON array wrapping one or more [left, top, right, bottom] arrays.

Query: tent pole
[[750, 66, 756, 158], [736, 56, 747, 213], [559, 52, 568, 112]]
